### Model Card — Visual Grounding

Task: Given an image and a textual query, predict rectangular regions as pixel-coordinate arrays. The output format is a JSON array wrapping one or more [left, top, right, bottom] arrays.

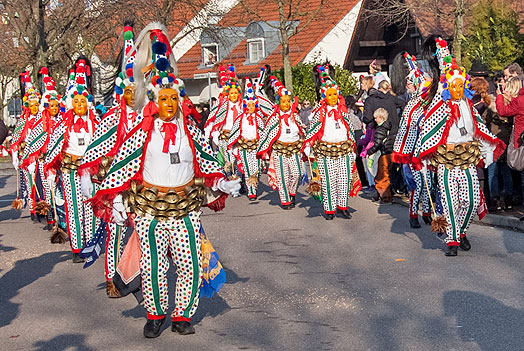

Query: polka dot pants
[[239, 148, 260, 198], [61, 169, 97, 253], [317, 153, 355, 214], [409, 164, 432, 219], [105, 223, 127, 280], [135, 211, 203, 320], [273, 153, 303, 205], [437, 164, 480, 245], [22, 168, 34, 213]]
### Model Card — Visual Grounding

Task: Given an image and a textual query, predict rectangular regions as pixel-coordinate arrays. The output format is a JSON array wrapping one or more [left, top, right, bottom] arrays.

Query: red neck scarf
[[160, 121, 177, 153], [73, 116, 88, 133], [247, 113, 255, 126], [230, 104, 239, 120], [449, 101, 461, 124], [281, 112, 293, 127], [327, 107, 342, 122]]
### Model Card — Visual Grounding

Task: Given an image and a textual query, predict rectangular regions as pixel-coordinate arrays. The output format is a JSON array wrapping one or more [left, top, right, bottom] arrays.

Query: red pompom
[[126, 68, 133, 77], [43, 77, 51, 83], [39, 67, 49, 75], [77, 66, 85, 74], [77, 77, 85, 85]]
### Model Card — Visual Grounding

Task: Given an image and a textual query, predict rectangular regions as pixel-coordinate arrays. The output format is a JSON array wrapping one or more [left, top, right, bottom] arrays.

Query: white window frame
[[247, 38, 265, 63], [202, 44, 219, 67]]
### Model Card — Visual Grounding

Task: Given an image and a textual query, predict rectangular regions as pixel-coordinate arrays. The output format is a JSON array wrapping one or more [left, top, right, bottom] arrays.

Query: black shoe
[[445, 246, 458, 256], [422, 215, 432, 225], [409, 217, 421, 228], [282, 204, 292, 210], [290, 195, 296, 205], [172, 321, 195, 335], [337, 209, 352, 219], [72, 253, 84, 263], [459, 236, 471, 251], [31, 213, 37, 222], [371, 195, 380, 202], [249, 196, 257, 201], [44, 223, 54, 231], [325, 213, 335, 220], [144, 317, 166, 338], [520, 215, 524, 222]]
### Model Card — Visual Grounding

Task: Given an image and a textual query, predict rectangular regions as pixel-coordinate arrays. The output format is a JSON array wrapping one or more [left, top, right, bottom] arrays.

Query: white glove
[[215, 178, 241, 196], [420, 158, 429, 174], [27, 162, 36, 175], [80, 173, 94, 198], [112, 194, 127, 226], [304, 146, 312, 157], [47, 173, 56, 193], [11, 151, 18, 170], [204, 125, 212, 139], [212, 131, 219, 146], [484, 151, 494, 168]]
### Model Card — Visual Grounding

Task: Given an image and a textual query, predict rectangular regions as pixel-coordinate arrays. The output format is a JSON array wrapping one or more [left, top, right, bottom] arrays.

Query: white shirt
[[142, 118, 194, 187], [241, 114, 258, 140], [447, 99, 474, 144], [223, 102, 241, 131], [66, 115, 94, 156], [321, 106, 348, 143], [278, 111, 300, 143]]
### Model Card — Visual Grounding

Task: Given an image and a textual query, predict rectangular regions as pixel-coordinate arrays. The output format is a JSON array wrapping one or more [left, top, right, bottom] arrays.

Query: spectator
[[366, 108, 394, 204], [495, 76, 524, 218], [299, 100, 312, 127], [504, 63, 523, 81], [470, 77, 490, 116], [363, 80, 405, 134], [345, 95, 368, 188], [369, 60, 387, 89]]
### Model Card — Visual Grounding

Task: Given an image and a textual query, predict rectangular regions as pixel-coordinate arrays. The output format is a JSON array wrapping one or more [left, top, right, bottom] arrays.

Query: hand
[[112, 194, 127, 225], [11, 151, 18, 170], [80, 173, 94, 198], [47, 173, 56, 193], [212, 131, 219, 146], [303, 146, 312, 157], [27, 162, 36, 175], [360, 150, 367, 158], [420, 159, 429, 173], [484, 151, 494, 168], [215, 178, 241, 196]]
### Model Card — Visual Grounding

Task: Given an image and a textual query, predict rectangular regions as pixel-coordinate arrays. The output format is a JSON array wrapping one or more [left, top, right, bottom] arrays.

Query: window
[[248, 39, 264, 63], [202, 44, 218, 67]]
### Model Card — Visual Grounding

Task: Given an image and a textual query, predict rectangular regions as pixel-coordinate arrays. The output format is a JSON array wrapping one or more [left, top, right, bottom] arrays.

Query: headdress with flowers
[[21, 71, 41, 107], [317, 65, 340, 98], [38, 67, 62, 110], [114, 21, 136, 102], [66, 58, 94, 109], [242, 77, 258, 110], [218, 64, 241, 96], [435, 37, 473, 101], [403, 52, 431, 98], [269, 76, 291, 101]]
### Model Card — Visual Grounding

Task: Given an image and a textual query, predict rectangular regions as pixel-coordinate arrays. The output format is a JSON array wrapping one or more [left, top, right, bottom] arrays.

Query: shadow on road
[[33, 333, 94, 351], [0, 251, 70, 328], [0, 234, 16, 253], [444, 290, 524, 350]]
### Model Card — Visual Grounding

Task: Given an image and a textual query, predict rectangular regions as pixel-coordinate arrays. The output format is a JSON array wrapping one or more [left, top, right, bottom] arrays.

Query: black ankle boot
[[144, 317, 166, 338], [72, 253, 84, 263], [172, 321, 195, 335], [337, 209, 352, 219], [445, 246, 458, 256], [282, 204, 292, 210], [409, 217, 421, 228], [325, 213, 334, 220], [31, 213, 37, 222], [459, 236, 471, 251], [290, 195, 296, 205], [422, 215, 432, 225]]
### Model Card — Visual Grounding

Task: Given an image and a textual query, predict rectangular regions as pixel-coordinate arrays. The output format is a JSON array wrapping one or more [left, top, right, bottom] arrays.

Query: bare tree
[[238, 0, 325, 91]]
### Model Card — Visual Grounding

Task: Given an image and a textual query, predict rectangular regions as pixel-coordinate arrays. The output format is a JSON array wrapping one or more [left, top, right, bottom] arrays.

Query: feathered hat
[[38, 67, 61, 109], [403, 53, 430, 97], [242, 77, 258, 110], [20, 71, 41, 107], [435, 37, 472, 101], [133, 22, 184, 112], [218, 64, 241, 96], [66, 56, 94, 109], [60, 68, 75, 113], [316, 64, 340, 98], [269, 76, 291, 100], [114, 21, 136, 101]]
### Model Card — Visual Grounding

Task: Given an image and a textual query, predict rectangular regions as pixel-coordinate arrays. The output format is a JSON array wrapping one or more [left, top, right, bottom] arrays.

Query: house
[[176, 0, 364, 104]]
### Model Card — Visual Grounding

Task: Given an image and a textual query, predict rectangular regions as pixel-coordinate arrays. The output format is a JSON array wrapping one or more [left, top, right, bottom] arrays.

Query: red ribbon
[[327, 108, 342, 122], [247, 114, 254, 126], [73, 117, 88, 133], [281, 113, 293, 127], [161, 122, 177, 153], [150, 29, 172, 57], [231, 105, 239, 120], [141, 101, 158, 132], [449, 101, 461, 124]]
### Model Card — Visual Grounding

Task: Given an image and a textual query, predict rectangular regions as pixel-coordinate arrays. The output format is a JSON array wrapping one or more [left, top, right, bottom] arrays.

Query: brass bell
[[134, 206, 145, 217], [460, 164, 469, 170], [431, 158, 438, 168], [97, 168, 106, 179], [436, 155, 447, 164], [187, 200, 200, 212], [194, 177, 205, 187], [453, 158, 464, 166], [468, 154, 478, 164], [454, 144, 465, 155], [437, 144, 447, 155], [164, 190, 180, 204], [100, 156, 110, 168], [144, 187, 159, 201], [445, 151, 456, 161], [130, 181, 138, 194], [135, 193, 148, 206], [155, 199, 170, 211], [155, 210, 168, 220], [128, 193, 136, 206], [473, 148, 481, 157], [167, 209, 181, 217], [445, 163, 454, 170], [177, 198, 190, 209], [143, 204, 157, 216], [460, 152, 471, 160]]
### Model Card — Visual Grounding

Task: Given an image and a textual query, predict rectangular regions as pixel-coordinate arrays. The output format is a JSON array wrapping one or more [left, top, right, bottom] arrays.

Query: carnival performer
[[392, 53, 433, 229], [44, 57, 100, 263], [89, 23, 240, 338], [11, 72, 41, 220], [303, 65, 359, 220], [414, 38, 505, 256], [204, 65, 242, 178], [78, 22, 138, 297], [227, 78, 265, 200], [20, 67, 62, 230], [257, 76, 305, 210]]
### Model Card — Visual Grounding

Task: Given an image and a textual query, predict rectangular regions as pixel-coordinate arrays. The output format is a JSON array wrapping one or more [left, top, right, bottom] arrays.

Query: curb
[[394, 197, 524, 233]]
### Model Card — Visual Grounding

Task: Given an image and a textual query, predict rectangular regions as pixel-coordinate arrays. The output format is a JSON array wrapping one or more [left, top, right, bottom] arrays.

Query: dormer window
[[202, 44, 218, 67], [248, 38, 264, 63]]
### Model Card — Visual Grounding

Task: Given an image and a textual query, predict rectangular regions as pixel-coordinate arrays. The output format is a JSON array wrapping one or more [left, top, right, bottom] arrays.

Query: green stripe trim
[[259, 123, 278, 149], [193, 141, 217, 162], [27, 131, 46, 148], [69, 171, 82, 247], [420, 118, 447, 145], [147, 219, 164, 315], [323, 158, 333, 211], [345, 155, 351, 207], [443, 168, 457, 241], [86, 125, 117, 152], [461, 168, 475, 233], [48, 133, 65, 156], [278, 155, 289, 202], [183, 216, 199, 318], [114, 225, 121, 267], [242, 150, 254, 194], [106, 147, 143, 177]]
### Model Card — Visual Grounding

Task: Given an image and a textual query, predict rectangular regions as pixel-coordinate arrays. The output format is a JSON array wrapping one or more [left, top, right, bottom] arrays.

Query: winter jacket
[[496, 87, 524, 148], [484, 94, 511, 161], [363, 89, 406, 134], [367, 119, 395, 156]]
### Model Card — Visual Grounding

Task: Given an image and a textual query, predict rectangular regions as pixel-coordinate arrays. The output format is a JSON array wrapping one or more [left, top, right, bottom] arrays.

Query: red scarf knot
[[73, 117, 88, 133], [161, 122, 177, 153], [449, 101, 461, 124], [247, 114, 254, 126], [231, 105, 239, 120], [281, 113, 293, 127], [327, 108, 342, 122]]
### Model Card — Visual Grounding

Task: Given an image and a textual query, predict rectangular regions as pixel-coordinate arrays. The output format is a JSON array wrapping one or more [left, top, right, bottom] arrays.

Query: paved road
[[1, 172, 524, 351]]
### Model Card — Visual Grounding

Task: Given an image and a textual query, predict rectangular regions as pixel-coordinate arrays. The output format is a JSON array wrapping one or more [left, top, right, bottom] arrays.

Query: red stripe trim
[[147, 313, 166, 320]]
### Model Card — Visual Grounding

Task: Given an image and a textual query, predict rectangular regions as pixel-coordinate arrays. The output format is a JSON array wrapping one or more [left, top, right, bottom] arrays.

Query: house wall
[[303, 0, 363, 66]]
